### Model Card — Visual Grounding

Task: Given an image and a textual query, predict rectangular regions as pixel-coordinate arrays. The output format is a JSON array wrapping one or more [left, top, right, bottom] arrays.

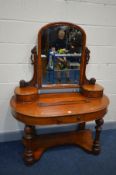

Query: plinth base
[[23, 127, 99, 165]]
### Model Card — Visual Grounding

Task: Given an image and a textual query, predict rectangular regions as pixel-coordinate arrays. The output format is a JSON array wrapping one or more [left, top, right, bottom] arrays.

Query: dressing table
[[10, 22, 109, 165]]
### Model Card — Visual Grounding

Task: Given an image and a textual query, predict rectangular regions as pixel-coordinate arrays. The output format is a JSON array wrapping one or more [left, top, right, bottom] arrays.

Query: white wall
[[0, 0, 116, 134]]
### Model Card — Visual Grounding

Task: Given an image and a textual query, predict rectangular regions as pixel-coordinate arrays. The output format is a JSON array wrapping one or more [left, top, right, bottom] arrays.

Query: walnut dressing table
[[10, 22, 109, 165]]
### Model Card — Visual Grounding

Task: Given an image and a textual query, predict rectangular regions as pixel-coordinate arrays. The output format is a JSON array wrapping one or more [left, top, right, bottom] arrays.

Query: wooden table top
[[10, 92, 109, 125]]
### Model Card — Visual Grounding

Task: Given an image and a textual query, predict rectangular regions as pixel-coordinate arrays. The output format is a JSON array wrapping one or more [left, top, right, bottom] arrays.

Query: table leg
[[78, 122, 86, 130], [23, 125, 36, 165], [93, 118, 104, 154]]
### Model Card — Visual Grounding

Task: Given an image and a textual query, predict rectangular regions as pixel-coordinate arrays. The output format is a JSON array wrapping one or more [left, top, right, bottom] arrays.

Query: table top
[[10, 92, 109, 125]]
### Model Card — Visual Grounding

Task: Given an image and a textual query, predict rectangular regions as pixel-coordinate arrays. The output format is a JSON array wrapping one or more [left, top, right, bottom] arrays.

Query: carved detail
[[20, 46, 38, 88], [85, 47, 90, 64], [93, 119, 104, 154], [31, 46, 37, 65], [84, 48, 96, 85]]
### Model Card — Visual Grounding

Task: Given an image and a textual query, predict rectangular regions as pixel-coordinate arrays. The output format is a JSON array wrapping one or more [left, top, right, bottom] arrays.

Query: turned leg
[[23, 125, 36, 165], [93, 118, 104, 154], [78, 122, 86, 130]]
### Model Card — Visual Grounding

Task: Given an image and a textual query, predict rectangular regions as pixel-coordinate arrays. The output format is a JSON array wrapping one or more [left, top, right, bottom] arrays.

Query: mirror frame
[[38, 22, 86, 89]]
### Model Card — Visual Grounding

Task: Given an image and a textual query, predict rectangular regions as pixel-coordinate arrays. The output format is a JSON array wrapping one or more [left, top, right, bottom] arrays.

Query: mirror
[[39, 23, 86, 88]]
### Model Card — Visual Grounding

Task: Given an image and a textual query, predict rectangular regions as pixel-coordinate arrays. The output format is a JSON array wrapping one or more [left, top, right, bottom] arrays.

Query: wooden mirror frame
[[38, 22, 86, 89], [19, 22, 94, 91]]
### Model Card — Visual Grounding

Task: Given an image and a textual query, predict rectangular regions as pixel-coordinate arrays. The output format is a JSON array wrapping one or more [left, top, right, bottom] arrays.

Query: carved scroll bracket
[[20, 46, 38, 88]]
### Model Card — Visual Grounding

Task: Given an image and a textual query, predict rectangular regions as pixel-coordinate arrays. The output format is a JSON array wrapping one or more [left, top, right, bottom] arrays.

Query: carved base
[[22, 124, 104, 165]]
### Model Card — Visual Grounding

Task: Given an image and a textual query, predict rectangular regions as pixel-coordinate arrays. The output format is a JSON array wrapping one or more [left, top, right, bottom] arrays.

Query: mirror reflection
[[41, 25, 82, 85]]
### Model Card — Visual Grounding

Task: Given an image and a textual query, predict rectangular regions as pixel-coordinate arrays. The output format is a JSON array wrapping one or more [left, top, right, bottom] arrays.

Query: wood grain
[[10, 22, 109, 165]]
